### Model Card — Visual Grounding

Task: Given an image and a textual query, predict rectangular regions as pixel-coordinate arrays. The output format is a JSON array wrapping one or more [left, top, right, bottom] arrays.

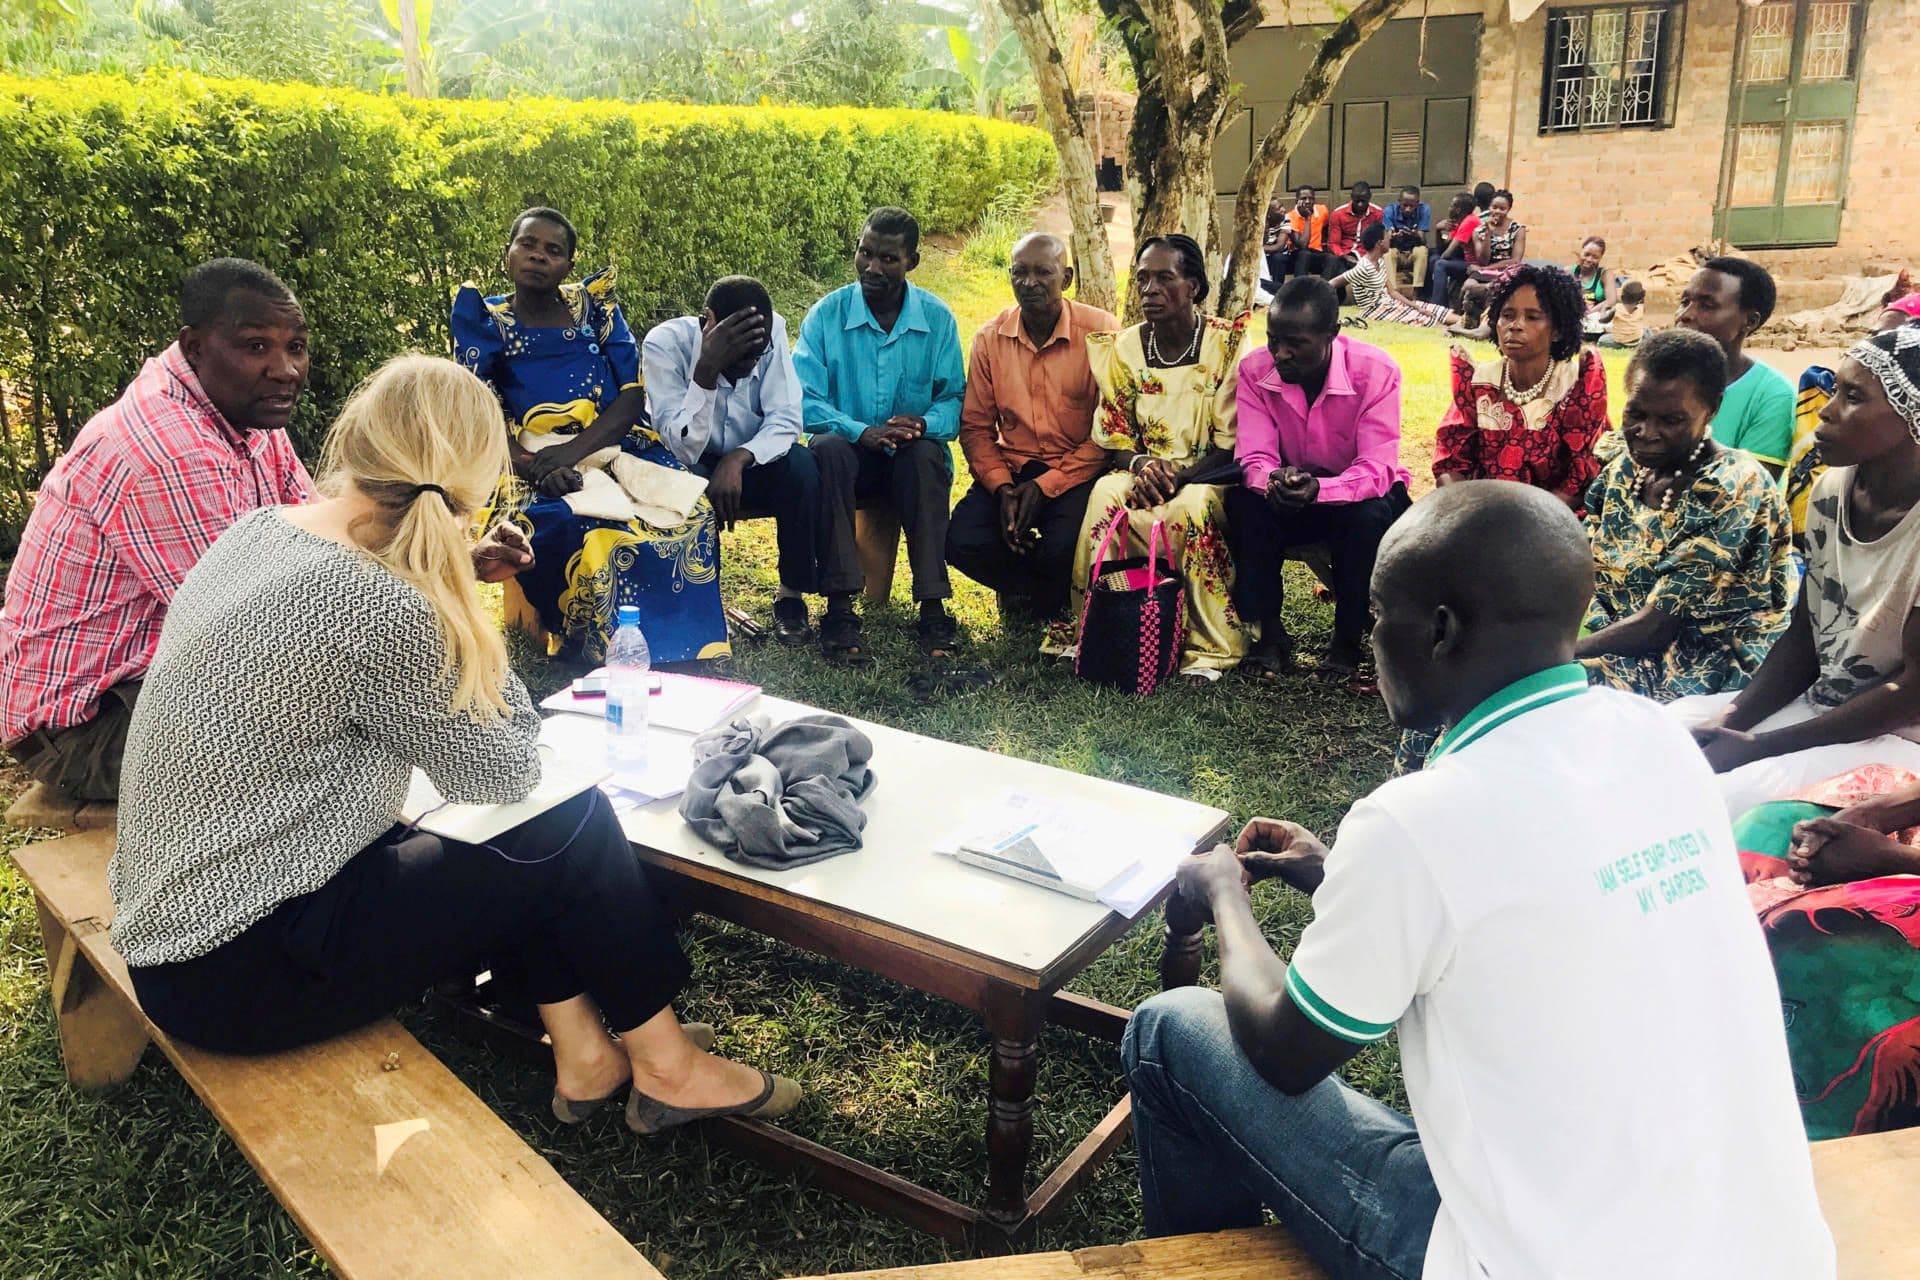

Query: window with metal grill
[[1539, 4, 1683, 134]]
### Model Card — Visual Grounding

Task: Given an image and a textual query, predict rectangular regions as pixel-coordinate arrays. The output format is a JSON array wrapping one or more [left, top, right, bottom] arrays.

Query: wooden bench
[[792, 1124, 1920, 1279], [12, 829, 664, 1280]]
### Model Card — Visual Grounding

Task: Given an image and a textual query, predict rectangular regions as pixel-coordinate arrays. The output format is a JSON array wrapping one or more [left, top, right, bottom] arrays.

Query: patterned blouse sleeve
[[451, 285, 504, 387], [1087, 331, 1137, 451], [1551, 349, 1609, 509], [1431, 347, 1479, 482], [1644, 470, 1792, 625]]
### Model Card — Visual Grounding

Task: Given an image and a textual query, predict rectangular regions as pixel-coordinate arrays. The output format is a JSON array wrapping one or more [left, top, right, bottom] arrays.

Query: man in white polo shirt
[[1122, 480, 1833, 1279]]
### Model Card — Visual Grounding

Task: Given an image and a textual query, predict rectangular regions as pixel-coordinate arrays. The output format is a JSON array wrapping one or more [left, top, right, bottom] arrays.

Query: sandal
[[1239, 633, 1295, 680], [819, 610, 873, 668], [915, 611, 962, 659]]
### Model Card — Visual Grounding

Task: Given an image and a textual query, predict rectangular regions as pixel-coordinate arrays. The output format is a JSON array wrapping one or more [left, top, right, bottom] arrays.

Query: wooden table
[[607, 695, 1229, 1249]]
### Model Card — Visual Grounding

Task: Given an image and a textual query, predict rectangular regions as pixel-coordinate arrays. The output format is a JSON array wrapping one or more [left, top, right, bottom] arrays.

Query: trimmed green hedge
[[0, 72, 1053, 549]]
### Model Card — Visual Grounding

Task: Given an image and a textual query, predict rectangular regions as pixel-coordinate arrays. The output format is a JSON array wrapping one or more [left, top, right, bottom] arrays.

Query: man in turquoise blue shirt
[[1676, 257, 1794, 477], [794, 207, 967, 662]]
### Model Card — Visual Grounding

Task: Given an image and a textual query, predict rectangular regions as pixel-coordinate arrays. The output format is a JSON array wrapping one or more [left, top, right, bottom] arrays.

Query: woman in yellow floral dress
[[1057, 235, 1252, 680]]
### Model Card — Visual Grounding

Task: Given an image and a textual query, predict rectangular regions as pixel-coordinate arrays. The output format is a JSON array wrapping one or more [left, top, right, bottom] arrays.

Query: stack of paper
[[540, 669, 760, 733], [934, 791, 1216, 914]]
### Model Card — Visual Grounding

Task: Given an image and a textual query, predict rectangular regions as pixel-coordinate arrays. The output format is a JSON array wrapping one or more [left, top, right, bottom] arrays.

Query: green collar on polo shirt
[[1426, 662, 1589, 763]]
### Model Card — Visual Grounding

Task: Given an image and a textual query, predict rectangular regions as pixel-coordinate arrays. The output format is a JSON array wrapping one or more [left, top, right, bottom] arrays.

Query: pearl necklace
[[1645, 436, 1710, 513], [1147, 310, 1204, 367], [1499, 357, 1561, 406]]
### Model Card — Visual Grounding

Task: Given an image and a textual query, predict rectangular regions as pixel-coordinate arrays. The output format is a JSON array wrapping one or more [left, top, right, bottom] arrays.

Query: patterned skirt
[[500, 433, 729, 665], [1360, 292, 1451, 329], [1733, 765, 1920, 1139]]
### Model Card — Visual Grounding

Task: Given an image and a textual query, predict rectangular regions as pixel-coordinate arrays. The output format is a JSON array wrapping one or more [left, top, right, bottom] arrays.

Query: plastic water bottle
[[605, 604, 651, 784]]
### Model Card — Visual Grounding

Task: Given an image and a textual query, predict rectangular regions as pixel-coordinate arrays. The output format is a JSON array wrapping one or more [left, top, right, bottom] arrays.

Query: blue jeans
[[1428, 255, 1467, 307], [1122, 987, 1439, 1280]]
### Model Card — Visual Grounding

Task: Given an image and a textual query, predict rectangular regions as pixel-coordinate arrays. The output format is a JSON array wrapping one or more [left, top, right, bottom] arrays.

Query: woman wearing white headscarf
[[1669, 327, 1920, 815]]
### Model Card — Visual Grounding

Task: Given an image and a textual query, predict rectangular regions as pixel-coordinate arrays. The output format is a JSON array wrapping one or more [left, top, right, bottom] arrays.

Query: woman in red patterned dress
[[1432, 264, 1608, 513]]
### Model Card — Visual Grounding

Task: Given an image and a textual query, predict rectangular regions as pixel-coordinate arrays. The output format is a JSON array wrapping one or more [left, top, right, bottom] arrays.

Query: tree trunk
[[997, 0, 1118, 313], [1100, 0, 1260, 319], [1217, 0, 1411, 317], [398, 0, 427, 99]]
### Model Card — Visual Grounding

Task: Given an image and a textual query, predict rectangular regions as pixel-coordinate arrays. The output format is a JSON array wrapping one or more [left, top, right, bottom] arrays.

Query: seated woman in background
[[1056, 234, 1251, 681], [1449, 190, 1528, 334], [453, 206, 728, 667], [1579, 329, 1793, 700], [1727, 766, 1920, 1139], [1673, 328, 1920, 816], [109, 355, 798, 1133], [1432, 264, 1608, 512], [1570, 235, 1620, 338], [1328, 223, 1462, 329]]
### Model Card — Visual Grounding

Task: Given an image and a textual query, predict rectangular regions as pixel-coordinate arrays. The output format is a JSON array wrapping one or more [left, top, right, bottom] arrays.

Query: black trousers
[[1268, 249, 1338, 283], [810, 433, 953, 601], [1225, 483, 1411, 644], [129, 790, 691, 1055], [702, 445, 822, 594], [945, 462, 1096, 618]]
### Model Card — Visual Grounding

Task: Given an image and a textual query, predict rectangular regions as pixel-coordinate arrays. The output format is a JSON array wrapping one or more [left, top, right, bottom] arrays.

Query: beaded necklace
[[1146, 310, 1203, 367], [1642, 435, 1710, 513], [1499, 357, 1562, 406]]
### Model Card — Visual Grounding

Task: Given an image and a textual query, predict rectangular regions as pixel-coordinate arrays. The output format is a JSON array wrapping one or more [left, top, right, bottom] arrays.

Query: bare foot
[[553, 1038, 630, 1103]]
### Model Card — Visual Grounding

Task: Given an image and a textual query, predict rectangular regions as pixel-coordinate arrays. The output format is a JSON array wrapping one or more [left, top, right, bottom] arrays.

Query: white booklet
[[401, 714, 611, 845], [937, 791, 1145, 903]]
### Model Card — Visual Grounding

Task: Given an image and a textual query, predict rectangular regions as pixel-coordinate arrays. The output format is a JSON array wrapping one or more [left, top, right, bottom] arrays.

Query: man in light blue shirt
[[794, 207, 967, 663], [644, 276, 822, 645]]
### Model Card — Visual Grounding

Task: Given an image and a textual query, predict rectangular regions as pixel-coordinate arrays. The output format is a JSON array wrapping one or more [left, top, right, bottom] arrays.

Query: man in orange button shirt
[[948, 233, 1120, 621]]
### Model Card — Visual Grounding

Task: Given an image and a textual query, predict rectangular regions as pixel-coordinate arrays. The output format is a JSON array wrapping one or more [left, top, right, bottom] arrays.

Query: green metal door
[[1721, 0, 1865, 248]]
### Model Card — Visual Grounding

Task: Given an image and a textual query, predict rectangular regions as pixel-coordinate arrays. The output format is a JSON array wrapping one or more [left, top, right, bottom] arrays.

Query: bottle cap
[[616, 605, 642, 628]]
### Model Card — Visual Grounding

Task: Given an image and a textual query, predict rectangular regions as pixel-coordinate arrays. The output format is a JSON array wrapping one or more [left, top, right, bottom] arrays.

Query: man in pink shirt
[[1227, 278, 1411, 678]]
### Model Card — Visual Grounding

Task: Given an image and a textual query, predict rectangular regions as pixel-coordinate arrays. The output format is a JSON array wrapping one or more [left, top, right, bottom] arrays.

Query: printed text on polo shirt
[[1592, 829, 1715, 916]]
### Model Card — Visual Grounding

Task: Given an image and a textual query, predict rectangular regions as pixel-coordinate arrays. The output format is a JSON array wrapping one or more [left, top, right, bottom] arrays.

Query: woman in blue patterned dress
[[1578, 329, 1793, 699], [452, 207, 728, 665]]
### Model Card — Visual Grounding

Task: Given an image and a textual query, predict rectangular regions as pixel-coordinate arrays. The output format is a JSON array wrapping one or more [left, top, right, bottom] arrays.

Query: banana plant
[[900, 0, 1029, 118]]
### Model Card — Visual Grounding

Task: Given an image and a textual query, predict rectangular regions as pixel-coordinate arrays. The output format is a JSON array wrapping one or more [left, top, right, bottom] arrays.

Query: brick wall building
[[1221, 0, 1915, 287]]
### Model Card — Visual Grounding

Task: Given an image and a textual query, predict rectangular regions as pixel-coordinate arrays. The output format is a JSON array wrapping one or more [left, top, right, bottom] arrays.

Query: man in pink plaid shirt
[[1, 260, 319, 802]]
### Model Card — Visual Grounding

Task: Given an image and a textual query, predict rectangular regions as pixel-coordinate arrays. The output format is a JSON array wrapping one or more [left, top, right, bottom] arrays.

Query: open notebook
[[401, 714, 611, 845]]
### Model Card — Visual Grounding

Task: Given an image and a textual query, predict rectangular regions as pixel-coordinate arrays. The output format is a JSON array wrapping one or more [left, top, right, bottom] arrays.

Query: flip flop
[[819, 612, 874, 669], [915, 612, 962, 659]]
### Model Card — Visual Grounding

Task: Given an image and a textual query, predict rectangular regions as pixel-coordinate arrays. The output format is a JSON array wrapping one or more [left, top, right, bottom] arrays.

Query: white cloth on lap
[[1665, 691, 1920, 817], [519, 431, 708, 527]]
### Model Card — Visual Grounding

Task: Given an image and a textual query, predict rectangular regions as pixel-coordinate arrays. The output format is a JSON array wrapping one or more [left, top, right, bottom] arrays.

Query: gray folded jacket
[[678, 713, 876, 869]]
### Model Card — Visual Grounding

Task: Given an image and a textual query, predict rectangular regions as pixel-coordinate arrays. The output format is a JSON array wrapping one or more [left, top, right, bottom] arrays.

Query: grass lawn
[[0, 244, 1637, 1278]]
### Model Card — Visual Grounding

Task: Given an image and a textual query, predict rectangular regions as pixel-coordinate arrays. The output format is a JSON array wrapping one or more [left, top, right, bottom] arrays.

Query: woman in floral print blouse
[[1432, 264, 1608, 513], [1055, 235, 1252, 680]]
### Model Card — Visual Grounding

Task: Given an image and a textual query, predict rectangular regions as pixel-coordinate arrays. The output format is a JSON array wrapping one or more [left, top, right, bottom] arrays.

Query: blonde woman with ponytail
[[111, 355, 800, 1134]]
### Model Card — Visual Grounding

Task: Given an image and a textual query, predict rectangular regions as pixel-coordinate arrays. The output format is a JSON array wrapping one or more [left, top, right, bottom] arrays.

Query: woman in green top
[[1571, 236, 1619, 338], [1579, 329, 1794, 700], [1676, 257, 1795, 477]]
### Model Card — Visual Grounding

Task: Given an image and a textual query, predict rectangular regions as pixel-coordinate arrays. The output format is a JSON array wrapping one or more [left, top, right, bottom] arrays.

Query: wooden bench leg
[[855, 508, 901, 604], [36, 899, 149, 1090], [500, 575, 557, 657]]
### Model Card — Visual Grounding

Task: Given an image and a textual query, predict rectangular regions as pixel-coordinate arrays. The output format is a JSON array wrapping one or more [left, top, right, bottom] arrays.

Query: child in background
[[1602, 280, 1647, 348]]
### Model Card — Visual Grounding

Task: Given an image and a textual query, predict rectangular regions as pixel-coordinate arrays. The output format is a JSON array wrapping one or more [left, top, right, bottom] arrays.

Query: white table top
[[611, 695, 1229, 978]]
